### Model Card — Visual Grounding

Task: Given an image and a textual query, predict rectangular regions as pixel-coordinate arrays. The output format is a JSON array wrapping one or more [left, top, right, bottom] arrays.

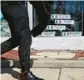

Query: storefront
[[0, 1, 84, 50], [32, 1, 84, 50], [33, 1, 84, 37]]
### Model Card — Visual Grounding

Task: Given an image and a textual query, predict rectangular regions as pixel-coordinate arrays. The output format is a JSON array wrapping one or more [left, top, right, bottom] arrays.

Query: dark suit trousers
[[1, 1, 32, 71]]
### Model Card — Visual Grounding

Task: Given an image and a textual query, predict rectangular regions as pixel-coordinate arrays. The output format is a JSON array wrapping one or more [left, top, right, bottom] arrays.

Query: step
[[1, 59, 84, 68]]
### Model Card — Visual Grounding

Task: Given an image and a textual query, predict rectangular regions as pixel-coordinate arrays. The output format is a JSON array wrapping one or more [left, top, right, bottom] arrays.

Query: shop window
[[33, 1, 84, 37]]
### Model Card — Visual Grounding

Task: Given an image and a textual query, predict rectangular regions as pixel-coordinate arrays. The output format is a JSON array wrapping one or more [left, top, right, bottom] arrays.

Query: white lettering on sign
[[55, 20, 74, 24], [46, 25, 66, 30], [51, 14, 71, 19]]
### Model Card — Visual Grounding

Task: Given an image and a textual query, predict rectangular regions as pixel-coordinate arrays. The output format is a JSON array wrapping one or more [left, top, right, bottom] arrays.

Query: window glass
[[33, 1, 84, 37]]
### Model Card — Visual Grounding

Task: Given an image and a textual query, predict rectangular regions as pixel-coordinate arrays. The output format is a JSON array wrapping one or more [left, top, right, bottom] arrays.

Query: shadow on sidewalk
[[1, 68, 20, 79], [1, 58, 34, 79], [1, 58, 19, 79]]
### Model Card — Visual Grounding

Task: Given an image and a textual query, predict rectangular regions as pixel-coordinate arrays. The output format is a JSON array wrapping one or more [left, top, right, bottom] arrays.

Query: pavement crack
[[68, 76, 76, 80], [58, 68, 62, 80]]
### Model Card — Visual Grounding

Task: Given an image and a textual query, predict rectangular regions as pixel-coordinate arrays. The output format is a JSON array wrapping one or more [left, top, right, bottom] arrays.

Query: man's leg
[[1, 38, 20, 54], [1, 1, 20, 54], [1, 1, 31, 70], [15, 2, 43, 80], [1, 1, 43, 80]]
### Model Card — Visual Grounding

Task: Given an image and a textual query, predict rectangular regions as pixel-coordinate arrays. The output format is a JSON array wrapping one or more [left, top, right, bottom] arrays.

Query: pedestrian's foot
[[18, 71, 44, 80]]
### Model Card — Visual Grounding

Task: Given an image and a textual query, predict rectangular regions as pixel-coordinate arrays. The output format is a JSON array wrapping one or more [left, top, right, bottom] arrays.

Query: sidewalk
[[1, 68, 84, 80], [1, 50, 84, 60], [1, 50, 84, 68], [1, 50, 84, 80]]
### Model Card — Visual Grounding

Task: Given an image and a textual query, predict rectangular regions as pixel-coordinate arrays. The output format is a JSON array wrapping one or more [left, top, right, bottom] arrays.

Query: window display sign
[[40, 32, 55, 37], [62, 32, 82, 36], [33, 1, 84, 37], [51, 14, 71, 19], [46, 25, 66, 30], [55, 20, 74, 24]]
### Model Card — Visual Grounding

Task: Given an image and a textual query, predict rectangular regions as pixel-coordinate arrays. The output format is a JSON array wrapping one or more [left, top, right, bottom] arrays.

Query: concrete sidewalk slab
[[58, 52, 75, 59], [31, 68, 60, 80], [33, 60, 84, 68], [1, 68, 20, 80], [35, 52, 75, 59], [1, 68, 60, 80], [60, 68, 84, 80], [1, 60, 84, 68], [1, 51, 84, 68]]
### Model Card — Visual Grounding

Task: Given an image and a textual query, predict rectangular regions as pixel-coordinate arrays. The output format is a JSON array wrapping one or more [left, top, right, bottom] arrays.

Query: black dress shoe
[[18, 71, 44, 80], [28, 71, 44, 80]]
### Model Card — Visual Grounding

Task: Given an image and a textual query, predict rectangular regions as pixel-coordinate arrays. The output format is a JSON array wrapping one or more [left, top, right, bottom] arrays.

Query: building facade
[[1, 1, 84, 50]]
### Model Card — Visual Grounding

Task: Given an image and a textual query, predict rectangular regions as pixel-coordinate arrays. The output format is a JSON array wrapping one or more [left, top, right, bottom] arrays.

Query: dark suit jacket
[[30, 1, 53, 37]]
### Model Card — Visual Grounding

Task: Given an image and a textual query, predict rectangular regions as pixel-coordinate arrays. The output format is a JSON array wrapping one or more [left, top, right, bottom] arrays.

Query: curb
[[1, 59, 84, 68], [1, 51, 84, 68]]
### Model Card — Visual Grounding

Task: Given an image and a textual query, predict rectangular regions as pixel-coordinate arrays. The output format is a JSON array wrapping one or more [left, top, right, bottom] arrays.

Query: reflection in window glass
[[33, 1, 84, 37]]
